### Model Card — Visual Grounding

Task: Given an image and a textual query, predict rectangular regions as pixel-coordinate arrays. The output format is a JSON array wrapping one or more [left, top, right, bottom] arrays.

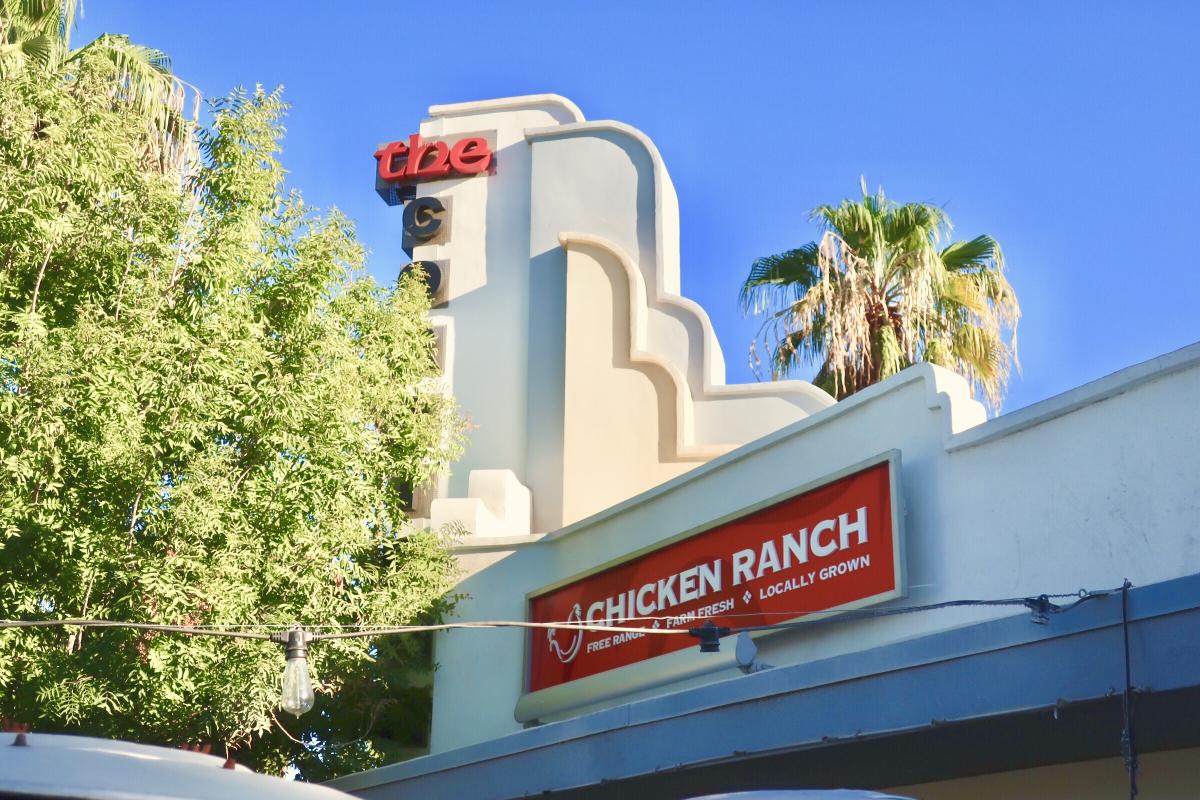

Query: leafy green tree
[[740, 180, 1020, 412], [0, 48, 464, 778]]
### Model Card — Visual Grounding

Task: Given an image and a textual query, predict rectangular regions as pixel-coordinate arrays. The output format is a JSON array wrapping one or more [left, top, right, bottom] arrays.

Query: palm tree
[[0, 0, 73, 75], [1, 0, 199, 176], [741, 180, 1020, 413]]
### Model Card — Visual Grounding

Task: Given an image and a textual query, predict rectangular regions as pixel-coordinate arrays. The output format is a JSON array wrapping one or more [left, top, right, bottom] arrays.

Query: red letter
[[407, 134, 451, 180], [374, 140, 409, 181], [450, 137, 492, 174]]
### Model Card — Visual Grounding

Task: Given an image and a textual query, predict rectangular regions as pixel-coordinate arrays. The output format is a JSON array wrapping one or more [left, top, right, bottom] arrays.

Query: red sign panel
[[527, 459, 901, 692], [374, 134, 493, 184]]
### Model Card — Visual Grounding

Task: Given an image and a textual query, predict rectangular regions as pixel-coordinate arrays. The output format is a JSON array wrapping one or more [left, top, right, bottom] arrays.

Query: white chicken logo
[[546, 603, 584, 664]]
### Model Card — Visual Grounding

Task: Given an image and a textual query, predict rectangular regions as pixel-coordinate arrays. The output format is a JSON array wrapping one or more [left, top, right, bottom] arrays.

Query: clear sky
[[77, 1, 1199, 414]]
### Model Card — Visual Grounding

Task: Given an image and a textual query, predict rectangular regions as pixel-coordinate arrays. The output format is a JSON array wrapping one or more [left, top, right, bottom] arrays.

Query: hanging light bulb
[[279, 628, 315, 717]]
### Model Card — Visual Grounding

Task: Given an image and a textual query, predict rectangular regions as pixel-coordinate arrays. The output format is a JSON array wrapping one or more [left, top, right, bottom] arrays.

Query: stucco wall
[[561, 241, 703, 522], [411, 95, 832, 536], [431, 344, 1200, 751], [393, 94, 1199, 757], [410, 96, 588, 506]]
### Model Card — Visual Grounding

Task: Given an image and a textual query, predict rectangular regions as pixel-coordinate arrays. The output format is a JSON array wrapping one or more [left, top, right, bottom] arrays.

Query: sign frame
[[514, 450, 905, 723]]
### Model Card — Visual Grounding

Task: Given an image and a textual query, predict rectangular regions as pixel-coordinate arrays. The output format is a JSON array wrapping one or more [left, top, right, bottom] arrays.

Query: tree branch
[[28, 243, 53, 317], [270, 710, 309, 748]]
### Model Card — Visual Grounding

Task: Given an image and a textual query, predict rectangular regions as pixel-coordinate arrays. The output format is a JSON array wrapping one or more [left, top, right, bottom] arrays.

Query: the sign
[[527, 457, 903, 692], [401, 195, 446, 256], [403, 195, 445, 242], [374, 134, 493, 184]]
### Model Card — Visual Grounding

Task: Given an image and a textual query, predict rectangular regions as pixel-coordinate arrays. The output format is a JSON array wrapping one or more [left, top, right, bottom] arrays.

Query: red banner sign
[[527, 459, 902, 692], [374, 134, 493, 184]]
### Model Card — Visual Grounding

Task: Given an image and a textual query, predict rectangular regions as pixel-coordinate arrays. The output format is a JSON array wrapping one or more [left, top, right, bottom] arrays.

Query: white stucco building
[[329, 95, 1200, 799]]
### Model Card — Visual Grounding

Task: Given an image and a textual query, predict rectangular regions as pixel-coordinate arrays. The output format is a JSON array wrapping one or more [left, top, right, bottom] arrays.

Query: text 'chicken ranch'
[[583, 506, 870, 622]]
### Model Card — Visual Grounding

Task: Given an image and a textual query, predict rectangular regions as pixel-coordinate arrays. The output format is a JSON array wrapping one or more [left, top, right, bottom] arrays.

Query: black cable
[[0, 617, 682, 638], [0, 587, 1124, 643], [1120, 579, 1138, 799], [720, 588, 1116, 636], [0, 585, 1123, 652], [0, 618, 271, 640]]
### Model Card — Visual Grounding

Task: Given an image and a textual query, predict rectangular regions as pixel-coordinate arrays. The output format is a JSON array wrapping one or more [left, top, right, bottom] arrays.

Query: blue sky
[[78, 1, 1199, 414]]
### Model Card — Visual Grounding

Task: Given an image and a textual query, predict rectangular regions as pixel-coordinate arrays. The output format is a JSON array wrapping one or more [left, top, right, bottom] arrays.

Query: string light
[[0, 586, 1121, 717], [274, 629, 315, 717]]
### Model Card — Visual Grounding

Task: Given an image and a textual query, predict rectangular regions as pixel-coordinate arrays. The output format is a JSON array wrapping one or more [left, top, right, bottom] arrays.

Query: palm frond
[[937, 272, 990, 315], [923, 336, 952, 369], [941, 234, 1001, 271], [874, 324, 906, 381], [66, 34, 199, 177], [883, 202, 943, 245], [1, 2, 197, 177], [813, 199, 878, 257], [56, 0, 79, 51], [0, 0, 80, 73], [0, 34, 51, 75], [738, 243, 821, 314]]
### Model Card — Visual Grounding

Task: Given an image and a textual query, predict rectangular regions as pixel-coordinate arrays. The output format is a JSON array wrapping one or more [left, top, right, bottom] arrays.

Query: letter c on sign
[[811, 519, 838, 558], [403, 195, 445, 242]]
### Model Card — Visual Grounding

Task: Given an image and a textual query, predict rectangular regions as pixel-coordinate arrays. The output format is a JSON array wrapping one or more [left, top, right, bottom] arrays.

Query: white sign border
[[515, 450, 907, 723]]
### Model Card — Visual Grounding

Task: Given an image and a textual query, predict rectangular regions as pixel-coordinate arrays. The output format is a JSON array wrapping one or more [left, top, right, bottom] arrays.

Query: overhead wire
[[0, 583, 1140, 771], [0, 586, 1123, 641]]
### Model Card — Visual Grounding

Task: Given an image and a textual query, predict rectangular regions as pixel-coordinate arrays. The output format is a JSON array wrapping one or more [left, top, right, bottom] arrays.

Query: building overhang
[[327, 572, 1200, 798]]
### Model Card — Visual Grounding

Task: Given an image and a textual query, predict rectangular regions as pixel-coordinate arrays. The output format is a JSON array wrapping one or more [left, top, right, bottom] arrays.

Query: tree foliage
[[741, 180, 1020, 412], [2, 0, 199, 176], [0, 49, 464, 778]]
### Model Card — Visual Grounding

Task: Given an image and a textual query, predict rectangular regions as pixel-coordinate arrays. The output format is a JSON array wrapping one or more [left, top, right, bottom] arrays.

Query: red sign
[[527, 459, 902, 692], [374, 134, 493, 184]]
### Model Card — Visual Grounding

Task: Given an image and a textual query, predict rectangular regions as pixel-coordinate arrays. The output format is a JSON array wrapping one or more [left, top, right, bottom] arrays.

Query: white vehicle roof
[[0, 732, 353, 800]]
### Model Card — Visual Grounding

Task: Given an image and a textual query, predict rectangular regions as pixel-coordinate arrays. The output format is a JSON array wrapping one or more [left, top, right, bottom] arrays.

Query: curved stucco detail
[[558, 236, 731, 523], [558, 231, 838, 448], [403, 94, 835, 532], [529, 121, 831, 409], [554, 232, 843, 523], [560, 234, 731, 458], [429, 94, 585, 125]]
